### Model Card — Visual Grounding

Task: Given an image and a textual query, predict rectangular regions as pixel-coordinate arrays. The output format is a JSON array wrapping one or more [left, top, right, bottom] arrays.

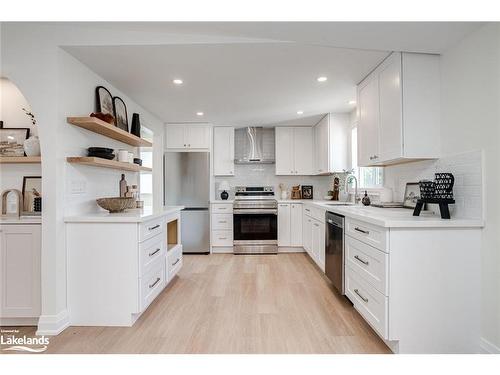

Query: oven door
[[233, 210, 278, 244]]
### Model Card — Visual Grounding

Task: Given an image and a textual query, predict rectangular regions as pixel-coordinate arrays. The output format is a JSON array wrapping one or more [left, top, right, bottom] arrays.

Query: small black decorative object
[[362, 191, 371, 206], [133, 158, 142, 166], [34, 197, 42, 212], [413, 173, 455, 219], [301, 185, 313, 199], [220, 190, 229, 200], [87, 147, 115, 160], [112, 96, 128, 132], [95, 86, 114, 116], [131, 113, 141, 138]]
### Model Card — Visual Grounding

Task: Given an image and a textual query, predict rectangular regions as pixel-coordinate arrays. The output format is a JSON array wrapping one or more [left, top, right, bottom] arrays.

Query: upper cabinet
[[313, 113, 349, 175], [213, 127, 235, 176], [275, 127, 313, 175], [357, 52, 440, 167], [165, 124, 211, 151]]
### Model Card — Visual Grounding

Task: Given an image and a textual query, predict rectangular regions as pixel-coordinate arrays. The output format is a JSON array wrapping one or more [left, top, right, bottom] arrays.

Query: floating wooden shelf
[[67, 117, 153, 147], [67, 157, 152, 172], [0, 156, 42, 164]]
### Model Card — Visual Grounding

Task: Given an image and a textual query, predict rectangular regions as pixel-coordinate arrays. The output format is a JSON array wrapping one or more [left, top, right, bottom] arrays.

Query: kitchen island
[[64, 206, 183, 326]]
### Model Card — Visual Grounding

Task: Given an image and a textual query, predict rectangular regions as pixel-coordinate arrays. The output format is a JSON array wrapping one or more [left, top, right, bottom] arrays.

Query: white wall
[[438, 22, 500, 352]]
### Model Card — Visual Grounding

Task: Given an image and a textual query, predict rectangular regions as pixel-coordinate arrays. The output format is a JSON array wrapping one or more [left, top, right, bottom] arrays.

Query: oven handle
[[233, 209, 278, 215]]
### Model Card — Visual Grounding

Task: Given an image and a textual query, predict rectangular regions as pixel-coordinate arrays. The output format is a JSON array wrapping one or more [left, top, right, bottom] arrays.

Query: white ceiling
[[62, 22, 483, 127]]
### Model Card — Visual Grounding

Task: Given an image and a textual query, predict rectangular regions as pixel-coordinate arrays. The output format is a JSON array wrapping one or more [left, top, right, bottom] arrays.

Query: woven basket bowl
[[96, 197, 135, 213]]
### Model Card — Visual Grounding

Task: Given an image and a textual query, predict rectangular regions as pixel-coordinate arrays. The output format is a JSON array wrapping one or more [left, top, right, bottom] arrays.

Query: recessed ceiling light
[[297, 110, 304, 115], [348, 100, 357, 105], [173, 79, 183, 85], [196, 112, 204, 116], [317, 76, 328, 82]]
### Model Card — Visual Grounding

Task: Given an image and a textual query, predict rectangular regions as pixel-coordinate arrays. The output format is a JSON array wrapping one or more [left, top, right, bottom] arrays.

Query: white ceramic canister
[[118, 149, 129, 162], [23, 135, 41, 156]]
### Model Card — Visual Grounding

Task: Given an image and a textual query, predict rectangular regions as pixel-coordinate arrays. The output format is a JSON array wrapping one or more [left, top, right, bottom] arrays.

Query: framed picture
[[113, 96, 129, 132], [301, 185, 313, 199], [403, 182, 420, 209], [95, 86, 114, 116], [22, 176, 42, 213], [0, 127, 30, 156]]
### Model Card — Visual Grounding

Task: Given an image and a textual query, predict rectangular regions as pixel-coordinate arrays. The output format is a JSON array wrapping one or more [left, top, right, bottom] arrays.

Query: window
[[139, 127, 154, 207], [351, 127, 383, 188]]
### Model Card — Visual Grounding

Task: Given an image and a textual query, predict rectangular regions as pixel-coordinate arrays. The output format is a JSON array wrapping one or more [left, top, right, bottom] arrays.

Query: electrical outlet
[[70, 180, 87, 194]]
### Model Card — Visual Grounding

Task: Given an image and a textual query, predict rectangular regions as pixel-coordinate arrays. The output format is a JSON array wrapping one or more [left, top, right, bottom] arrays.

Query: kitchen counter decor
[[96, 197, 135, 213], [413, 173, 455, 219]]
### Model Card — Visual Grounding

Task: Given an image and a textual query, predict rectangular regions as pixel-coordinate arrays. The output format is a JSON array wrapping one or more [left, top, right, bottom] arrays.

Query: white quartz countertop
[[64, 206, 184, 223], [307, 201, 483, 228], [0, 216, 42, 224]]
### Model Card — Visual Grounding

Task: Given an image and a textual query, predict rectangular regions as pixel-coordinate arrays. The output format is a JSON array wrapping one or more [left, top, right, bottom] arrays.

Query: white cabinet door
[[314, 116, 329, 174], [213, 127, 234, 176], [378, 53, 403, 162], [277, 203, 291, 246], [290, 204, 303, 247], [165, 124, 186, 149], [293, 127, 314, 175], [303, 215, 312, 254], [311, 220, 321, 263], [275, 127, 294, 175], [0, 225, 41, 318], [317, 221, 325, 271], [357, 76, 380, 167], [186, 125, 210, 149]]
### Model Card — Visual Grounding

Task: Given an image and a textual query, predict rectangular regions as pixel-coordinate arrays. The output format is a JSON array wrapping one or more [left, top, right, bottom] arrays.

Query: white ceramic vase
[[23, 135, 41, 156]]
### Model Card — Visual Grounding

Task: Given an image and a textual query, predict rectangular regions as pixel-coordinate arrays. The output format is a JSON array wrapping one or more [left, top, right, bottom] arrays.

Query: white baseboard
[[36, 309, 70, 336], [0, 317, 39, 326], [278, 247, 306, 253], [480, 337, 500, 354]]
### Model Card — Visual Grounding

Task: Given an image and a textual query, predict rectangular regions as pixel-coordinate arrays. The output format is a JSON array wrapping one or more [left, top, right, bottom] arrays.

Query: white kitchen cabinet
[[165, 124, 211, 150], [277, 203, 291, 246], [303, 214, 312, 254], [211, 202, 234, 252], [303, 205, 326, 271], [357, 52, 440, 166], [0, 224, 41, 319], [278, 203, 303, 248], [213, 127, 235, 176], [313, 114, 349, 175], [275, 127, 313, 175], [290, 203, 303, 247]]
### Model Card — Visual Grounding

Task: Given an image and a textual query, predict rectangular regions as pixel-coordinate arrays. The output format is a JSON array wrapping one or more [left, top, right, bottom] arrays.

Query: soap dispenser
[[361, 191, 371, 206]]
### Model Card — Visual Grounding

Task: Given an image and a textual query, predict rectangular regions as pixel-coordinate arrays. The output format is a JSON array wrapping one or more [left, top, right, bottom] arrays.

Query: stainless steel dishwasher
[[325, 211, 345, 295]]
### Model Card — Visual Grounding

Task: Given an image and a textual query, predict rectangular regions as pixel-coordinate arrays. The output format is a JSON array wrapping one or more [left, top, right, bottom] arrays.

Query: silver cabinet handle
[[305, 209, 310, 212], [149, 248, 161, 257], [148, 224, 160, 231], [188, 144, 191, 147], [314, 223, 320, 227], [219, 237, 227, 240], [172, 258, 180, 266], [149, 277, 161, 289], [184, 144, 187, 147], [354, 288, 369, 303], [354, 255, 369, 265], [219, 220, 227, 223], [354, 227, 369, 235]]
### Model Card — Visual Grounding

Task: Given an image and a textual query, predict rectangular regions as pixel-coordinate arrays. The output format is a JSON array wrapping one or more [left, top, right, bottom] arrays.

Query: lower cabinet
[[66, 210, 182, 327], [278, 203, 302, 247], [0, 224, 41, 320], [211, 202, 234, 252], [303, 205, 326, 271]]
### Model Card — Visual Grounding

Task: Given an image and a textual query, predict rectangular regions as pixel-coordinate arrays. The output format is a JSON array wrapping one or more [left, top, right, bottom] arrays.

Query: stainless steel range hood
[[234, 127, 275, 164]]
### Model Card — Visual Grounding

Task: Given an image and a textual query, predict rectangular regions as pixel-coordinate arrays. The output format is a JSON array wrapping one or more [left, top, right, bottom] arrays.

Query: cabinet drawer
[[211, 204, 233, 213], [346, 236, 388, 295], [167, 245, 183, 281], [140, 217, 164, 243], [304, 205, 325, 223], [346, 266, 388, 339], [139, 233, 166, 277], [345, 218, 388, 252], [212, 230, 233, 246], [140, 262, 165, 312], [211, 213, 233, 230]]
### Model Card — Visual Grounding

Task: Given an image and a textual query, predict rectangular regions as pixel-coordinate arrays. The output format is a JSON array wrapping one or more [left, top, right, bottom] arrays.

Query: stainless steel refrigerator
[[164, 152, 210, 254]]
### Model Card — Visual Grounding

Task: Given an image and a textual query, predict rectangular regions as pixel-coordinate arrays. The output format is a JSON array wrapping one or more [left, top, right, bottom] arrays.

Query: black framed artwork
[[113, 96, 129, 132], [95, 86, 114, 116], [301, 185, 313, 199], [0, 127, 30, 156], [22, 176, 42, 213]]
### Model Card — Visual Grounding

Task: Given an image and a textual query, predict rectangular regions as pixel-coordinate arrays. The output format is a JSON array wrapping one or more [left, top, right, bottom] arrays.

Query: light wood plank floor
[[2, 254, 391, 354]]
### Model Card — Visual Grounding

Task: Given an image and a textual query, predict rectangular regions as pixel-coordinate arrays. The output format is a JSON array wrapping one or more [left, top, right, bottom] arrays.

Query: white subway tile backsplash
[[384, 150, 483, 219]]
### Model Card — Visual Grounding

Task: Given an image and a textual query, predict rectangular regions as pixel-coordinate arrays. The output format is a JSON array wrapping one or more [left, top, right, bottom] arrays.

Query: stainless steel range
[[233, 186, 278, 254]]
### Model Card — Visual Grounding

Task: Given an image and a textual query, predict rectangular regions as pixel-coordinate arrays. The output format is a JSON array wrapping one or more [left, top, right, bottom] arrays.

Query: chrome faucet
[[345, 175, 360, 204]]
